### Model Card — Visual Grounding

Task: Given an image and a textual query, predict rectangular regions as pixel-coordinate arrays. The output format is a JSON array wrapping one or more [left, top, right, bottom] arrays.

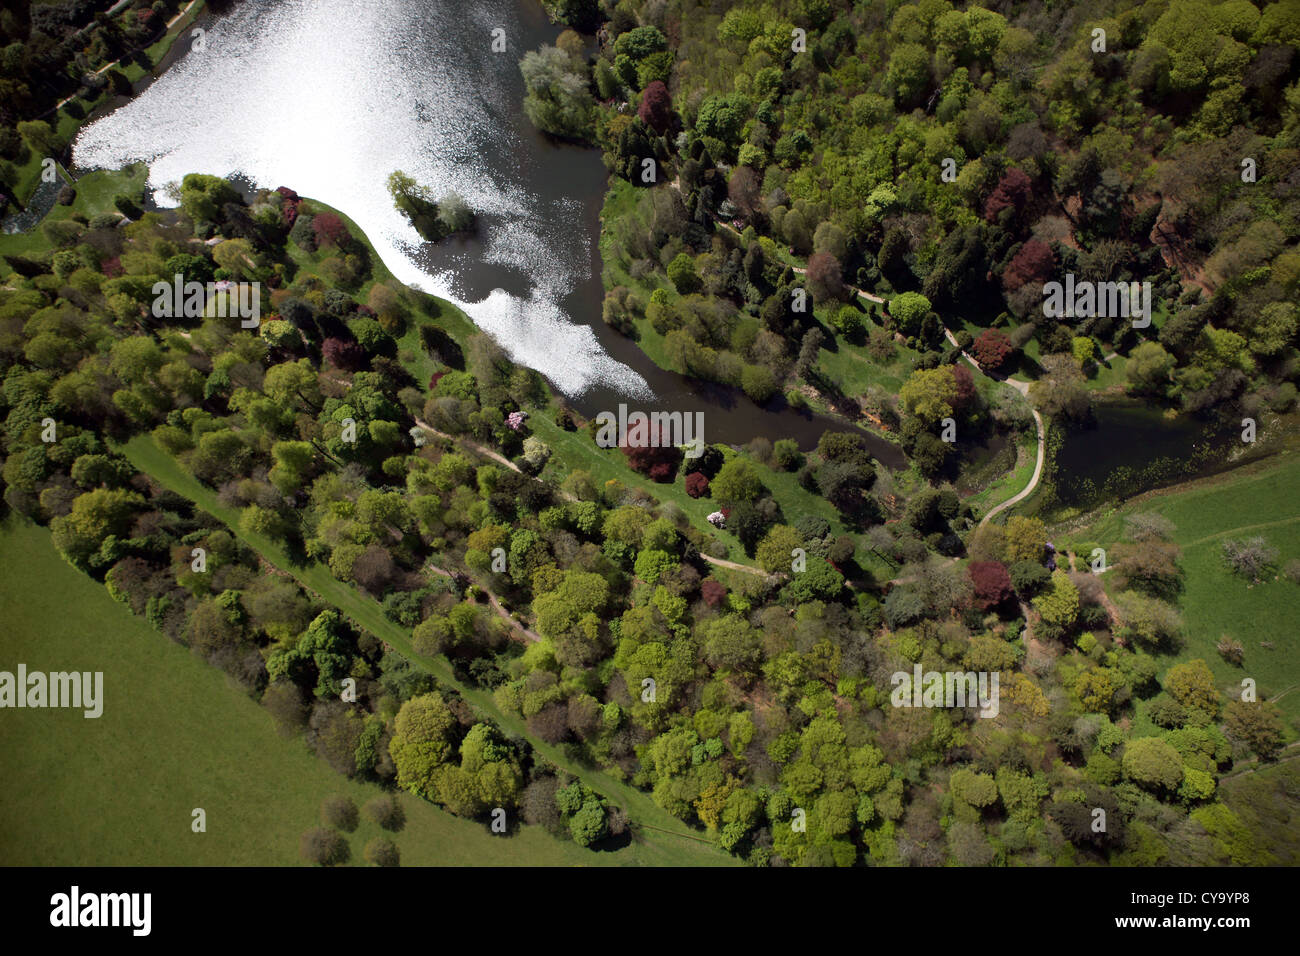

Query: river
[[70, 0, 902, 464]]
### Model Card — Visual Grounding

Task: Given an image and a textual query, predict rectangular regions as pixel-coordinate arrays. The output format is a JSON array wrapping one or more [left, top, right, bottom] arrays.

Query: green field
[[114, 434, 736, 866], [1056, 452, 1300, 730], [0, 519, 666, 865]]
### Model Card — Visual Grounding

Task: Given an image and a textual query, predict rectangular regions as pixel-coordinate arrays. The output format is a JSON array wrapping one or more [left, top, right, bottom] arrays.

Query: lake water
[[72, 0, 899, 462], [1051, 401, 1251, 506]]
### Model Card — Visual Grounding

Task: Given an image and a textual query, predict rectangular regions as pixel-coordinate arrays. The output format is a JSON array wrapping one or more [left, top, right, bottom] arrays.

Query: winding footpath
[[414, 419, 770, 577], [786, 264, 1048, 526]]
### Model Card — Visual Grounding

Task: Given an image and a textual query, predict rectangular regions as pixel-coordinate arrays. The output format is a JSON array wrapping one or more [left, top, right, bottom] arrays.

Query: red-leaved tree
[[1003, 239, 1055, 291], [971, 328, 1014, 370], [805, 251, 845, 303], [685, 471, 710, 498], [952, 363, 976, 408], [323, 337, 368, 371], [313, 213, 350, 249], [638, 80, 672, 134], [622, 423, 682, 483], [968, 561, 1013, 610], [983, 167, 1033, 224], [700, 578, 727, 608]]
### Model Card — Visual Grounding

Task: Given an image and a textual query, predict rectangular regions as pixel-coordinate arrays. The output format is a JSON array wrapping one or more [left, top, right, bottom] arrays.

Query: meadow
[[1054, 452, 1300, 732]]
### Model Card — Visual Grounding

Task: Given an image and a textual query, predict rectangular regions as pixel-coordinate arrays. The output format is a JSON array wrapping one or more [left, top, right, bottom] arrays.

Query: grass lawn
[[0, 165, 148, 273], [1055, 452, 1300, 731], [963, 433, 1036, 517], [115, 434, 736, 866], [0, 519, 632, 866]]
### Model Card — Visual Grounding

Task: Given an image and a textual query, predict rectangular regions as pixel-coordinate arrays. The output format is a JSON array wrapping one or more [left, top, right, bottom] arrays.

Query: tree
[[971, 328, 1013, 370], [984, 167, 1033, 223], [321, 795, 359, 832], [1122, 737, 1184, 792], [950, 768, 999, 808], [817, 460, 876, 517], [1222, 537, 1278, 581], [1033, 570, 1079, 635], [886, 42, 931, 107], [299, 827, 349, 866], [710, 458, 765, 509], [1126, 341, 1175, 395], [520, 46, 595, 140], [311, 214, 349, 249], [364, 794, 405, 831], [1112, 539, 1182, 597], [1165, 659, 1221, 718], [667, 252, 701, 293], [805, 251, 845, 303], [785, 556, 846, 603], [389, 693, 458, 800], [638, 80, 672, 133], [900, 366, 958, 426], [756, 525, 803, 573], [1114, 591, 1183, 651], [1224, 700, 1285, 760], [701, 614, 763, 673], [796, 328, 825, 380], [684, 471, 710, 498], [1003, 516, 1046, 563], [50, 487, 144, 570], [387, 170, 443, 241], [1003, 239, 1054, 291], [363, 837, 400, 866], [1009, 560, 1050, 595], [889, 292, 931, 336], [1030, 354, 1091, 421], [968, 561, 1013, 610], [695, 93, 749, 147]]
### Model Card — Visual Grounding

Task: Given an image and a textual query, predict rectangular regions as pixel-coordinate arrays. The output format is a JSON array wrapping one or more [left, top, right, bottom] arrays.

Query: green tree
[[1165, 659, 1221, 719], [1003, 516, 1046, 563], [1126, 341, 1175, 395], [888, 291, 932, 336], [756, 524, 803, 573], [389, 693, 458, 800], [900, 366, 958, 426], [667, 252, 701, 293], [710, 458, 765, 509], [1033, 570, 1079, 635], [520, 46, 595, 140], [1122, 737, 1185, 792]]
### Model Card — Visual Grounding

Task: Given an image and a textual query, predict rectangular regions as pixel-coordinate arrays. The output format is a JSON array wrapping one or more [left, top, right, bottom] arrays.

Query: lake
[[71, 0, 902, 464], [1051, 401, 1259, 506]]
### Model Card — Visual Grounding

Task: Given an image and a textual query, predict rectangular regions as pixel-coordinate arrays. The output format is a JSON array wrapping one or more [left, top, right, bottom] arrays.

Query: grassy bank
[[0, 519, 630, 866]]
